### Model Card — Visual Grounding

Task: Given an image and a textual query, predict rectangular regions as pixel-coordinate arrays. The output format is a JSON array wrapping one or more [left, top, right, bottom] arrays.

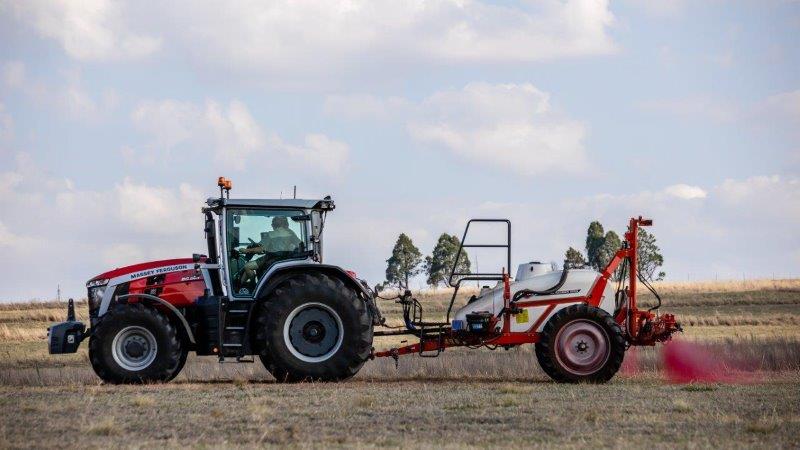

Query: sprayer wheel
[[535, 304, 625, 383]]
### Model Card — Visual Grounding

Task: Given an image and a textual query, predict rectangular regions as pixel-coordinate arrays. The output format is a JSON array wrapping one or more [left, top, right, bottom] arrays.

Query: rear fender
[[253, 263, 370, 300], [248, 264, 376, 336]]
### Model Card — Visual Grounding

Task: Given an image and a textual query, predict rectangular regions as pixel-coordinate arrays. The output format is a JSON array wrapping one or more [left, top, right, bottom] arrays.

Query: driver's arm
[[241, 245, 266, 254]]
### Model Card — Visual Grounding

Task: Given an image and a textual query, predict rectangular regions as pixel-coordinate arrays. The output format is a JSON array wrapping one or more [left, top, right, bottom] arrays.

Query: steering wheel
[[231, 238, 260, 259], [230, 237, 265, 281]]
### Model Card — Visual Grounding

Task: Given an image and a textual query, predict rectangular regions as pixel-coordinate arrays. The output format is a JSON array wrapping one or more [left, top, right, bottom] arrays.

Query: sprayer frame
[[373, 216, 679, 360]]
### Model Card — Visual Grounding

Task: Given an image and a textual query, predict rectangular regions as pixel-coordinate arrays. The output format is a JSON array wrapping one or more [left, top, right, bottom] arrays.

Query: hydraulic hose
[[638, 272, 663, 312], [511, 266, 570, 302]]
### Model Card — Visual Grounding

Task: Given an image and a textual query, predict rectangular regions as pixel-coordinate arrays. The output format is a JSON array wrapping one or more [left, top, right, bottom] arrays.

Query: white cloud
[[664, 184, 707, 200], [715, 175, 800, 219], [130, 98, 349, 176], [0, 154, 211, 299], [131, 99, 204, 151], [205, 100, 267, 170], [114, 178, 203, 235], [621, 0, 687, 18], [7, 0, 161, 61], [2, 62, 116, 121], [0, 220, 42, 252], [161, 0, 615, 77], [279, 134, 350, 178], [329, 83, 588, 175], [8, 1, 615, 77]]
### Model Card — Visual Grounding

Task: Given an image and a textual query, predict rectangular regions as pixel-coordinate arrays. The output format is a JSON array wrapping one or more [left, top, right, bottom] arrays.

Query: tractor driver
[[239, 216, 302, 284]]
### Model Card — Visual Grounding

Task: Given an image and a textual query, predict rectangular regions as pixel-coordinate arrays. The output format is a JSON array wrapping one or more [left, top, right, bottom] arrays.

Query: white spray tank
[[515, 261, 553, 282]]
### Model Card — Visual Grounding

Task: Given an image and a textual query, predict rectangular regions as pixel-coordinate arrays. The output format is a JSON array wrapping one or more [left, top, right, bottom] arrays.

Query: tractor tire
[[88, 303, 185, 384], [255, 273, 373, 382], [168, 347, 190, 382], [535, 304, 625, 384]]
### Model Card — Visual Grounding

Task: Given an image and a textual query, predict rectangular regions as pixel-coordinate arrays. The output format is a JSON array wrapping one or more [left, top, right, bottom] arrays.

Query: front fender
[[115, 293, 196, 345]]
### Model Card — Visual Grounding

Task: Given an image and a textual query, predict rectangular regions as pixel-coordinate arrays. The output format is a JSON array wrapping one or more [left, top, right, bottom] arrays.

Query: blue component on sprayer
[[451, 319, 465, 331]]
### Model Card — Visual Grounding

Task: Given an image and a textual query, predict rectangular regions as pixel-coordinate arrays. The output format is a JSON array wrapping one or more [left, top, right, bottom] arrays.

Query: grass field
[[1, 279, 799, 448]]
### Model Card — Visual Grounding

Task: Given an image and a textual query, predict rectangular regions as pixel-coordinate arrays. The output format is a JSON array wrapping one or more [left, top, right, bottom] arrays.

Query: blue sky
[[0, 0, 798, 301]]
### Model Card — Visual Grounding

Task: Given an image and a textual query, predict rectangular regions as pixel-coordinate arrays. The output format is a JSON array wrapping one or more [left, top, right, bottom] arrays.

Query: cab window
[[226, 209, 309, 297]]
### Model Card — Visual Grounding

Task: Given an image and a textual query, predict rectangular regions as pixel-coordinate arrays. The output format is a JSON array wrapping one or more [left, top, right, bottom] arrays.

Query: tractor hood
[[87, 258, 199, 284]]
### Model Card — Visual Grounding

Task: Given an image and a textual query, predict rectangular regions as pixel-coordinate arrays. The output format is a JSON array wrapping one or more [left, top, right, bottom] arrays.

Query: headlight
[[88, 286, 106, 311], [86, 279, 109, 311], [86, 279, 109, 288]]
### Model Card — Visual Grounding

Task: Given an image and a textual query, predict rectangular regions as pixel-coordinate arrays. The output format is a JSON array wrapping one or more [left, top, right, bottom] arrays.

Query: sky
[[0, 0, 798, 301]]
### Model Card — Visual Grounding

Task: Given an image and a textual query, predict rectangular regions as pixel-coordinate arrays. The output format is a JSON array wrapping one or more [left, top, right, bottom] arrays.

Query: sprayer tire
[[535, 303, 625, 383], [255, 273, 373, 382]]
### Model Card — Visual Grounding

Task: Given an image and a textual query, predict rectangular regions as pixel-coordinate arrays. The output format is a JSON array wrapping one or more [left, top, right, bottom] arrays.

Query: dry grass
[[1, 337, 797, 387], [0, 299, 88, 311], [677, 313, 800, 327], [0, 324, 48, 342], [0, 280, 798, 448], [0, 376, 798, 448], [648, 278, 800, 295]]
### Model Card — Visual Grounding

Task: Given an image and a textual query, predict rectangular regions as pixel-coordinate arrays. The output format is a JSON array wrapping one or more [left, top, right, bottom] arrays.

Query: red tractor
[[50, 178, 380, 383], [49, 178, 681, 384]]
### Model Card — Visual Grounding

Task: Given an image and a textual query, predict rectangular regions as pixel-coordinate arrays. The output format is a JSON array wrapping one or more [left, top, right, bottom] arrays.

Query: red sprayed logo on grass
[[661, 340, 761, 384]]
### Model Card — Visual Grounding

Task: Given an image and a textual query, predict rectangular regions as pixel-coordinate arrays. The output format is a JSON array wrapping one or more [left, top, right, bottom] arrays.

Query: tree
[[585, 221, 605, 270], [564, 247, 587, 268], [385, 233, 423, 289], [637, 228, 665, 281], [424, 233, 471, 287], [597, 231, 622, 275]]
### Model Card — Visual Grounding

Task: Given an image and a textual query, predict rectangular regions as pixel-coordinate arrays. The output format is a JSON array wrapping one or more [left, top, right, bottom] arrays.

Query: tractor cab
[[203, 193, 335, 300]]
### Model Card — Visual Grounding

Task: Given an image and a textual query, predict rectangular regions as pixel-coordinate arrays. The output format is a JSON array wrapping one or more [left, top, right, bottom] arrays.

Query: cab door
[[222, 208, 310, 298]]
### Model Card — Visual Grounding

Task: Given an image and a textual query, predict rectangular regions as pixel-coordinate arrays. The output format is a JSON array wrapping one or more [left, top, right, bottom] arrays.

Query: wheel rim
[[554, 319, 610, 376], [283, 302, 344, 363], [111, 326, 158, 371]]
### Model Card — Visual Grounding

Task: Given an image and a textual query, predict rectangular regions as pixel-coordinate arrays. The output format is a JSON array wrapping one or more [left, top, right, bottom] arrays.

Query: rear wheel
[[89, 304, 185, 384], [535, 304, 625, 383], [255, 273, 373, 382]]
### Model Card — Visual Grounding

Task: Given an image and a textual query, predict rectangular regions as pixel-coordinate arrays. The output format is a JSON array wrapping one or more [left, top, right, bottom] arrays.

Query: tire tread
[[535, 303, 625, 383]]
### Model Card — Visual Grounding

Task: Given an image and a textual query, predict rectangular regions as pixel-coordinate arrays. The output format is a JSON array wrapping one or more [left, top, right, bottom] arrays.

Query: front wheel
[[89, 304, 185, 384], [255, 273, 373, 382], [535, 304, 625, 383]]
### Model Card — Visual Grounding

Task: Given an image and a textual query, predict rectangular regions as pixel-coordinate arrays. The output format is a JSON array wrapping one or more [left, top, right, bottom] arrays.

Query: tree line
[[381, 220, 665, 290], [382, 233, 471, 290], [564, 221, 665, 281]]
